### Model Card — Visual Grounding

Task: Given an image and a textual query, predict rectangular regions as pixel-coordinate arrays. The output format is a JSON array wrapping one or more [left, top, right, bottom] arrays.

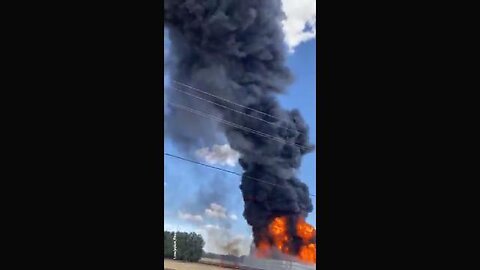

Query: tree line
[[164, 231, 205, 262]]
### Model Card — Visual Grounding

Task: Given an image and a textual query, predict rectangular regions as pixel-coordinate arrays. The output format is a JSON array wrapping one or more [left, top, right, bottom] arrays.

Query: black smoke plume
[[164, 0, 315, 256]]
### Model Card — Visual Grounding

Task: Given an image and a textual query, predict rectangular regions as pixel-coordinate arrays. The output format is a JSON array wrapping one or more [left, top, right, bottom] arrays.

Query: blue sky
[[164, 22, 316, 255]]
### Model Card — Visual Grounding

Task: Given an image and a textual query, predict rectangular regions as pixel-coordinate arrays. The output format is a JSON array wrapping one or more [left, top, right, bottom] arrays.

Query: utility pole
[[173, 224, 179, 260], [173, 230, 177, 260]]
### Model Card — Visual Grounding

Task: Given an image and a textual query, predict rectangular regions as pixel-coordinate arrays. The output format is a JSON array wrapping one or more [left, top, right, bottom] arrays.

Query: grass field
[[164, 259, 230, 270]]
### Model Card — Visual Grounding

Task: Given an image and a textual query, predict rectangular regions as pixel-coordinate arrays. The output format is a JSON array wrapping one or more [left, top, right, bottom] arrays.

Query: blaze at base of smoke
[[254, 216, 316, 264]]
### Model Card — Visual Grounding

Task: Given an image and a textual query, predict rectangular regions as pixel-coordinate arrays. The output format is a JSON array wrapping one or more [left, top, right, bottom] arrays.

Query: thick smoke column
[[165, 0, 315, 258]]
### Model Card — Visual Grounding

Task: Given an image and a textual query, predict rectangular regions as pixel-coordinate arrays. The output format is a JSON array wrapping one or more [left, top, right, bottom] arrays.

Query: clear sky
[[163, 3, 316, 254]]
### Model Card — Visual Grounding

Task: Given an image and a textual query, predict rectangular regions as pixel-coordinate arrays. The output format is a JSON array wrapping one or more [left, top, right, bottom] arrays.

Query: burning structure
[[165, 0, 316, 265]]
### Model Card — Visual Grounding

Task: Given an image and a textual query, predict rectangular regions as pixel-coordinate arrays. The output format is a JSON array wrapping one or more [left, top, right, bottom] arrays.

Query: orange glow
[[256, 240, 271, 258]]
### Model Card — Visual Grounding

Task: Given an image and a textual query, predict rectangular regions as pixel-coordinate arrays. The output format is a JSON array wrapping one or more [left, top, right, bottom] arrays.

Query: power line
[[167, 101, 311, 151], [164, 152, 316, 197], [172, 80, 286, 123], [170, 85, 304, 135], [165, 152, 242, 176], [167, 100, 290, 146]]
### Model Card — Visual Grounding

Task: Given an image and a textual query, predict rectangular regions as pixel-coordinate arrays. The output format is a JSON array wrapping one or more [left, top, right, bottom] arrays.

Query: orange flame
[[256, 216, 316, 264], [296, 217, 316, 264], [296, 218, 316, 243], [268, 216, 290, 253], [299, 243, 316, 263]]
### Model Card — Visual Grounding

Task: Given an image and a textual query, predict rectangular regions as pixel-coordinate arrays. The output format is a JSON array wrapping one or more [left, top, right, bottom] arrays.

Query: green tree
[[164, 231, 174, 258], [163, 231, 204, 262]]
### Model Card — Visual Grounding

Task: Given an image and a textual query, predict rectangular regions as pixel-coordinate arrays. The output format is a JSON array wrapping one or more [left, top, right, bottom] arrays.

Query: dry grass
[[164, 259, 230, 270]]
